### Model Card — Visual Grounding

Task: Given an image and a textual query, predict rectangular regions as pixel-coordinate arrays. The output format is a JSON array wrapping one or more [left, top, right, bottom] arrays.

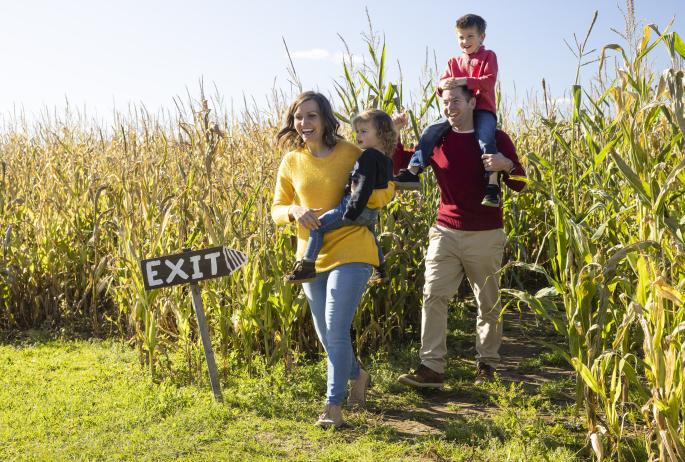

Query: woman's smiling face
[[294, 99, 323, 145]]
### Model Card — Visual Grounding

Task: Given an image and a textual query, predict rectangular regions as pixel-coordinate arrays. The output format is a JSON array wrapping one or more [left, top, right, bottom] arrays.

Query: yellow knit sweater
[[271, 140, 395, 272]]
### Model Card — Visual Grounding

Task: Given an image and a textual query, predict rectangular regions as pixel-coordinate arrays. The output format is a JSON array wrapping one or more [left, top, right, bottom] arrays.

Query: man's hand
[[288, 205, 322, 230], [481, 153, 514, 172], [392, 112, 408, 130], [439, 77, 467, 90]]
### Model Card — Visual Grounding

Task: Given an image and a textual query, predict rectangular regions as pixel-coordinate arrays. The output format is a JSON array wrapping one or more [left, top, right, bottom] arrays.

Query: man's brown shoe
[[474, 362, 496, 385], [398, 364, 444, 389]]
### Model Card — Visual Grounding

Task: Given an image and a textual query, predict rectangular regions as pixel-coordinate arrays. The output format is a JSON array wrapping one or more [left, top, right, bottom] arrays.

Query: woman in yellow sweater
[[271, 92, 394, 428]]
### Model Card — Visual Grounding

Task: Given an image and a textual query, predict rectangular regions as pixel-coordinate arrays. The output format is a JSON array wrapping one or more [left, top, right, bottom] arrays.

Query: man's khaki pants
[[420, 225, 507, 373]]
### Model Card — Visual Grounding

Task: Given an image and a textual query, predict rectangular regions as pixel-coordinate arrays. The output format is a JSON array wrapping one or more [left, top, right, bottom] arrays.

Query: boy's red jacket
[[439, 45, 498, 115]]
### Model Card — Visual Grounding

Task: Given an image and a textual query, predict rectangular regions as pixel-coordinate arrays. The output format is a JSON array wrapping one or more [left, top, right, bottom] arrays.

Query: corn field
[[0, 12, 684, 461]]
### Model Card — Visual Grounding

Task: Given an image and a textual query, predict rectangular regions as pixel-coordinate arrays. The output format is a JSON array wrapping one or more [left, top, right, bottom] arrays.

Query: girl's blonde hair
[[351, 109, 397, 156]]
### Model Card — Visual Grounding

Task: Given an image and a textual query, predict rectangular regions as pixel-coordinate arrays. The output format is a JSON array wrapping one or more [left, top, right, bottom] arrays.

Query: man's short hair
[[455, 14, 487, 34]]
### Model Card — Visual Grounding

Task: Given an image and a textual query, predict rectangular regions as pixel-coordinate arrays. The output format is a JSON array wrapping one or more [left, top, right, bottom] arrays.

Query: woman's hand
[[289, 205, 323, 230]]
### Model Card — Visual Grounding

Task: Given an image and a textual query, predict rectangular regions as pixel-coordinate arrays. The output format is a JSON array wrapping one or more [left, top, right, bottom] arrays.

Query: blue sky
[[0, 1, 681, 123]]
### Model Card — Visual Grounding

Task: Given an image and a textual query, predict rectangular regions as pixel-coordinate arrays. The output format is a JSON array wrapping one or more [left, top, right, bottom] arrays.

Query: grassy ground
[[0, 306, 588, 461]]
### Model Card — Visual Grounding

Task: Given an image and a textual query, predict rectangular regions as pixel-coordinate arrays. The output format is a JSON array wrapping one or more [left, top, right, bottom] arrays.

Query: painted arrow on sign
[[139, 246, 247, 291]]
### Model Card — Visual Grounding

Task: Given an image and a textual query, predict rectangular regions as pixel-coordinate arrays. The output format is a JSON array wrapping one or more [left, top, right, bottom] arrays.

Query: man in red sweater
[[396, 85, 525, 387]]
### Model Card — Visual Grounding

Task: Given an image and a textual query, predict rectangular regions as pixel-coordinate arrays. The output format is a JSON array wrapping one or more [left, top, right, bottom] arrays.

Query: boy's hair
[[455, 14, 487, 34], [352, 109, 397, 156], [276, 91, 342, 150]]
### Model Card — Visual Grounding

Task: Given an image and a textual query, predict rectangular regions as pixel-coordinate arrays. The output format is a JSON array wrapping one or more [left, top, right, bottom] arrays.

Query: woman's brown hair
[[276, 91, 342, 150], [351, 109, 397, 156]]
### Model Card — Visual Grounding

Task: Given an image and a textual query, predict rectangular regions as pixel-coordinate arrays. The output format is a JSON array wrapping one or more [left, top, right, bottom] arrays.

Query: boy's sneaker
[[481, 184, 502, 208], [392, 169, 421, 190], [368, 264, 386, 286], [474, 362, 496, 385], [398, 364, 444, 389], [284, 260, 316, 284]]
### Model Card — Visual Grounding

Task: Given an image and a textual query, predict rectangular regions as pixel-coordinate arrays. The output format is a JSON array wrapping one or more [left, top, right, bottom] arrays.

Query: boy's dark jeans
[[304, 195, 383, 265], [408, 119, 451, 169], [408, 110, 498, 169], [474, 110, 497, 155]]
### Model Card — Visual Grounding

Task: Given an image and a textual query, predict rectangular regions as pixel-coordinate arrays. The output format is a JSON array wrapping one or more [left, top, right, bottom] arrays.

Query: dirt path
[[372, 309, 574, 437]]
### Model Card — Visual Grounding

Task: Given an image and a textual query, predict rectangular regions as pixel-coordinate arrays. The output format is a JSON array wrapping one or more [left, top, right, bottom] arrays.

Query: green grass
[[0, 312, 588, 461], [518, 350, 569, 373]]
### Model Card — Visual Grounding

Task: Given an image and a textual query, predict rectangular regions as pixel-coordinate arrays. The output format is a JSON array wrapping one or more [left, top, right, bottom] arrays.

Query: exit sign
[[140, 246, 247, 291]]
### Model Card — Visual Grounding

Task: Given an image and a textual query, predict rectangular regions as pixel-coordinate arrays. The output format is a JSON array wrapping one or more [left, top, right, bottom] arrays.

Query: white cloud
[[331, 52, 364, 66], [290, 48, 331, 60], [554, 97, 572, 106]]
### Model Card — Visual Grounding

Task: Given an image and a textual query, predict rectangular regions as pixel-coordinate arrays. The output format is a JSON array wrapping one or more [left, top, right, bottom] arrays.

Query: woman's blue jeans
[[302, 262, 371, 405]]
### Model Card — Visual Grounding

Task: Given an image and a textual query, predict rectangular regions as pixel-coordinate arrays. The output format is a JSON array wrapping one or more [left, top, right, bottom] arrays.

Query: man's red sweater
[[439, 46, 498, 115], [393, 129, 525, 231]]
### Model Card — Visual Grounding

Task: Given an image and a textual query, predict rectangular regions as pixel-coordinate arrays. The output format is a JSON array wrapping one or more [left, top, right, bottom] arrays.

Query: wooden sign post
[[140, 245, 247, 401]]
